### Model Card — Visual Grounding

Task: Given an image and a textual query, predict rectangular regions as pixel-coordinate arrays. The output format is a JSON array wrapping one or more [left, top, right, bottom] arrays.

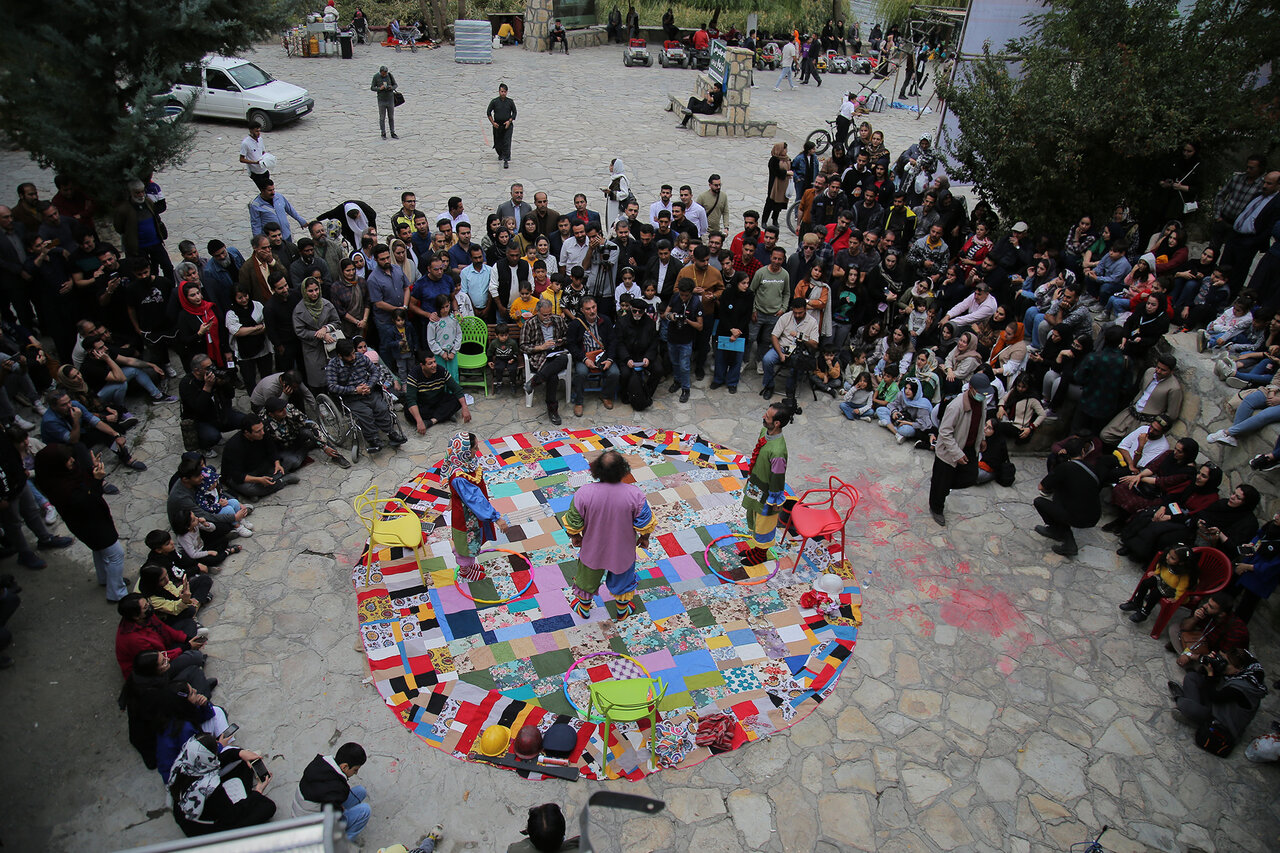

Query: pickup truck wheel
[[247, 109, 273, 132]]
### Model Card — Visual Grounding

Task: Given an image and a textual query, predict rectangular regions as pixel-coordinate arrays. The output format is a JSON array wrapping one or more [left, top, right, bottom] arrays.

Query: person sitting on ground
[[405, 349, 471, 435], [180, 354, 248, 455], [839, 372, 875, 421], [973, 418, 1012, 484], [222, 414, 299, 499], [168, 732, 276, 837], [55, 364, 136, 435], [179, 450, 254, 537], [1203, 294, 1255, 351], [114, 593, 215, 693], [1169, 592, 1250, 672], [136, 561, 210, 640], [120, 649, 229, 776], [325, 338, 407, 453], [876, 377, 933, 444], [41, 388, 145, 477], [508, 802, 580, 852], [168, 456, 242, 543], [1231, 509, 1280, 624], [293, 742, 373, 845], [249, 370, 316, 418], [1119, 544, 1200, 624], [80, 333, 174, 408], [1168, 647, 1267, 756], [1108, 437, 1200, 525], [994, 374, 1046, 445], [262, 396, 351, 469], [143, 528, 217, 583], [176, 509, 241, 567], [1112, 415, 1172, 481], [1224, 312, 1280, 387]]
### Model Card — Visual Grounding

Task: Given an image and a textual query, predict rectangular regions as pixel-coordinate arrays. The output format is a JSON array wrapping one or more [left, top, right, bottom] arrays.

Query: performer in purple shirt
[[563, 449, 656, 621]]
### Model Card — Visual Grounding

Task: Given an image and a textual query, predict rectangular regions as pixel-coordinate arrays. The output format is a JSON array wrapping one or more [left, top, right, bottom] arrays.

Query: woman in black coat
[[169, 733, 275, 836], [615, 299, 660, 409]]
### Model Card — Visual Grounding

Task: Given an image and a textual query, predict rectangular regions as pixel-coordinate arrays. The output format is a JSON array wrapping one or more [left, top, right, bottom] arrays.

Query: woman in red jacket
[[114, 593, 215, 695]]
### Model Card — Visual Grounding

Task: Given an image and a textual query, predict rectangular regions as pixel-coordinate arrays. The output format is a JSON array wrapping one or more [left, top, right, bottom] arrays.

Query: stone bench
[[664, 55, 777, 138]]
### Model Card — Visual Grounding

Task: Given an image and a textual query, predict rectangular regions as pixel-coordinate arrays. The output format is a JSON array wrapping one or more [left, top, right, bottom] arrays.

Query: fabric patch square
[[491, 657, 538, 690], [721, 665, 764, 694], [643, 595, 686, 622]]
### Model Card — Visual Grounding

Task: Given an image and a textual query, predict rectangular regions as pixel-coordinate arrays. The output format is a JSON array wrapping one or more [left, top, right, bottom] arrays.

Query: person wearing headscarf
[[603, 157, 634, 221], [168, 733, 276, 836], [291, 277, 341, 391], [317, 200, 377, 249], [763, 142, 792, 228], [1118, 471, 1257, 564], [176, 281, 226, 371], [442, 432, 509, 582], [941, 330, 982, 395]]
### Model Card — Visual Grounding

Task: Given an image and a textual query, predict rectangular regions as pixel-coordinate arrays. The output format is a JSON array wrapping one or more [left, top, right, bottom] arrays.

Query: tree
[[0, 0, 288, 200], [939, 0, 1280, 237]]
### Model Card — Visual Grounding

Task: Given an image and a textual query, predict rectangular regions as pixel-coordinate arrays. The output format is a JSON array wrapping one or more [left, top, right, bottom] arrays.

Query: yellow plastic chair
[[353, 484, 426, 571], [456, 316, 490, 397], [587, 677, 667, 779]]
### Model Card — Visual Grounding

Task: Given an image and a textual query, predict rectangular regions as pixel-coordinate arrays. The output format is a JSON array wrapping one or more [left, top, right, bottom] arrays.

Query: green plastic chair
[[456, 316, 489, 397], [587, 677, 667, 779]]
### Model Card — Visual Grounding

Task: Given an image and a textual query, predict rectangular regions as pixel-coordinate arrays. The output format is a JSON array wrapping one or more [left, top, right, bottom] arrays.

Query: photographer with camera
[[1169, 646, 1267, 756], [762, 297, 819, 404], [262, 396, 351, 470], [179, 355, 249, 455], [1169, 592, 1250, 672], [1231, 508, 1280, 623], [664, 279, 704, 404]]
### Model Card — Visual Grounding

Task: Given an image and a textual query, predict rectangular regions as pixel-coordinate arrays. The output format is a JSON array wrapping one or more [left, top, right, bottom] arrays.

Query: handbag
[[393, 90, 405, 107], [322, 325, 346, 356]]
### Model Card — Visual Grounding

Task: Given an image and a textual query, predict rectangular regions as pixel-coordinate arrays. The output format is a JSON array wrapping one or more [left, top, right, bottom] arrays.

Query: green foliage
[[939, 0, 1280, 236], [0, 0, 290, 199], [357, 0, 808, 32], [875, 0, 966, 30]]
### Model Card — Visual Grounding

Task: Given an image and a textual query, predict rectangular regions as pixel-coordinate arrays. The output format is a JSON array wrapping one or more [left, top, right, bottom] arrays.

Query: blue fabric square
[[651, 670, 685, 695], [643, 595, 686, 621], [502, 684, 539, 702], [507, 596, 540, 613], [785, 654, 809, 676], [442, 609, 481, 641], [672, 649, 716, 676], [494, 622, 537, 642], [548, 495, 573, 513], [726, 628, 756, 646], [564, 454, 591, 470], [704, 522, 734, 539], [532, 614, 575, 633], [540, 457, 568, 472]]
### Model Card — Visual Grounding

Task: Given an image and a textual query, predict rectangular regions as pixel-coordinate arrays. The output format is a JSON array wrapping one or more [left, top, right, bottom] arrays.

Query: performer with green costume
[[741, 403, 792, 566]]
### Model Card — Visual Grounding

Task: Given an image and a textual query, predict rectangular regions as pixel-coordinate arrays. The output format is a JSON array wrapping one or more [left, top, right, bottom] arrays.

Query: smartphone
[[250, 758, 269, 780], [1166, 503, 1183, 516], [220, 723, 239, 740]]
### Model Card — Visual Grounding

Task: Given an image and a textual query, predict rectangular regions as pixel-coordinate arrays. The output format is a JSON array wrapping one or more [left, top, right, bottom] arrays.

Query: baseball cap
[[967, 373, 992, 402], [1011, 221, 1029, 233]]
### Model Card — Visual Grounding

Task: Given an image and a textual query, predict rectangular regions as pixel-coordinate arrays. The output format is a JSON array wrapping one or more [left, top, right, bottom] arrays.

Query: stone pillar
[[688, 45, 776, 138], [524, 0, 552, 51]]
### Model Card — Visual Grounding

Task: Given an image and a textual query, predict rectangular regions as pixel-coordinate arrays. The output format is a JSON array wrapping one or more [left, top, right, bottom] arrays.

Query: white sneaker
[[756, 363, 764, 375], [42, 504, 57, 526], [1207, 429, 1237, 446], [12, 415, 34, 431], [32, 402, 47, 415], [896, 434, 907, 445], [241, 520, 254, 531], [241, 504, 255, 515], [236, 525, 254, 538]]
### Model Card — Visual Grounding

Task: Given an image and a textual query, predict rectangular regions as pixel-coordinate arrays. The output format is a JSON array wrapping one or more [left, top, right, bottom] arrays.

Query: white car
[[164, 55, 314, 131]]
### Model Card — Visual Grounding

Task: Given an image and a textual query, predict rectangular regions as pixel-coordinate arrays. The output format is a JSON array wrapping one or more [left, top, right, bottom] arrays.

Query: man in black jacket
[[179, 354, 248, 452], [222, 414, 298, 498], [1033, 436, 1102, 557], [294, 742, 371, 843]]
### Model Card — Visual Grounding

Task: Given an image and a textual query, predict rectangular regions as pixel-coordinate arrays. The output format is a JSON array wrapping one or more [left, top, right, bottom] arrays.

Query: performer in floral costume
[[443, 432, 508, 581], [741, 403, 792, 566], [564, 449, 656, 621]]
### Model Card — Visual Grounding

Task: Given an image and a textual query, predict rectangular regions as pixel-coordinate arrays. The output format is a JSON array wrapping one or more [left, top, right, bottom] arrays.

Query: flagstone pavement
[[0, 38, 1276, 853]]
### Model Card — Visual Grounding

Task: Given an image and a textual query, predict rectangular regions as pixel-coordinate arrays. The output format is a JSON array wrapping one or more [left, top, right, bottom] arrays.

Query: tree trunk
[[709, 7, 720, 30]]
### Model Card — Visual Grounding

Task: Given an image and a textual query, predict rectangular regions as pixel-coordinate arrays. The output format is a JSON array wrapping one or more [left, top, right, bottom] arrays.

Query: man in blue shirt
[[458, 245, 497, 320], [365, 243, 411, 366], [410, 255, 454, 339], [41, 389, 144, 492], [1083, 242, 1133, 302], [248, 181, 308, 242]]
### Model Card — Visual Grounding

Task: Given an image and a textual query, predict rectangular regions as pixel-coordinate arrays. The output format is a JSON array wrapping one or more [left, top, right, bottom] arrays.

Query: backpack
[[1194, 718, 1236, 757]]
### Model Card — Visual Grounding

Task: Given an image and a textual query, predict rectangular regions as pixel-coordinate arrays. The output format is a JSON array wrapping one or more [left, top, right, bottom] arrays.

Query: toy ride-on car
[[623, 37, 652, 66], [828, 52, 851, 73], [755, 42, 781, 70], [851, 54, 875, 74], [689, 47, 711, 70], [658, 40, 688, 68]]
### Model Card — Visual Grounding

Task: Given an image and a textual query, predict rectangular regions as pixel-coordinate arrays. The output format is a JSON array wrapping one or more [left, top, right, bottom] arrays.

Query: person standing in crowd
[[487, 83, 517, 169], [929, 373, 990, 526], [371, 66, 399, 139]]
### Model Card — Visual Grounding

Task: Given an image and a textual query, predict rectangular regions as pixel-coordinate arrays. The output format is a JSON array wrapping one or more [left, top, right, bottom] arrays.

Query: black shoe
[[728, 386, 737, 394], [1116, 545, 1131, 556], [390, 132, 399, 139], [548, 408, 562, 426], [709, 382, 723, 390], [695, 368, 705, 381], [382, 133, 387, 139], [1052, 542, 1079, 557], [761, 386, 774, 399], [102, 482, 120, 495], [388, 432, 408, 447], [1167, 680, 1184, 700], [929, 510, 945, 526], [1128, 608, 1150, 623], [1101, 518, 1125, 534], [1034, 525, 1064, 541], [668, 381, 681, 393], [206, 677, 218, 691], [1118, 599, 1140, 612], [504, 159, 509, 168], [679, 388, 690, 403], [366, 443, 384, 454]]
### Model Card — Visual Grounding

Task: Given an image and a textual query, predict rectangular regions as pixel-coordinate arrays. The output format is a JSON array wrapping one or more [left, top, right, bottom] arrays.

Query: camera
[[1198, 653, 1225, 670]]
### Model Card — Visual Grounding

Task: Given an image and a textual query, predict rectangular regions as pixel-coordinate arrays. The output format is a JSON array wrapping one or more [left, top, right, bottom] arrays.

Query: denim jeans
[[712, 347, 743, 388], [1023, 306, 1044, 347], [342, 785, 370, 840], [99, 365, 163, 407], [215, 498, 245, 523], [840, 401, 873, 419], [571, 362, 619, 404], [761, 348, 800, 396], [374, 318, 400, 368], [668, 341, 692, 389], [1234, 357, 1279, 386], [1227, 389, 1280, 437], [94, 540, 128, 602], [775, 65, 796, 89]]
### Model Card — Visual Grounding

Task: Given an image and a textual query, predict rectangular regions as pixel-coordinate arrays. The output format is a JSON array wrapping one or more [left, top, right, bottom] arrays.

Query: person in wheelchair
[[762, 297, 820, 403], [324, 339, 406, 454], [262, 396, 351, 469]]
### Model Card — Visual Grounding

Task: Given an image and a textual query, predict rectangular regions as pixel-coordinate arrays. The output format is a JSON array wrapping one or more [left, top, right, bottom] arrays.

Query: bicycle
[[805, 118, 842, 156], [1070, 826, 1109, 853]]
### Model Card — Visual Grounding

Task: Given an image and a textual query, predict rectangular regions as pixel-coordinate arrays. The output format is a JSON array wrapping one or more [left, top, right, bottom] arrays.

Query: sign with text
[[709, 39, 729, 89]]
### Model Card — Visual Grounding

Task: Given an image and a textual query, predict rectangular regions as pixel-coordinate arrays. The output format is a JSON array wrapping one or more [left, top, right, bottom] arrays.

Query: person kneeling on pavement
[[1032, 436, 1102, 557], [293, 741, 372, 844], [1169, 646, 1267, 757], [325, 339, 407, 453], [222, 414, 300, 499], [262, 396, 351, 469]]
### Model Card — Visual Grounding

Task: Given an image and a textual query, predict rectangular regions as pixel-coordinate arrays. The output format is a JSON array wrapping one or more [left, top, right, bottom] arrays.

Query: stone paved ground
[[1, 41, 1277, 853]]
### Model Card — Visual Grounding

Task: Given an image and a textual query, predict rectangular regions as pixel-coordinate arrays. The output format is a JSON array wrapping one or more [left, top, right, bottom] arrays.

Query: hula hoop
[[451, 548, 534, 604], [700, 533, 786, 585], [562, 650, 654, 722]]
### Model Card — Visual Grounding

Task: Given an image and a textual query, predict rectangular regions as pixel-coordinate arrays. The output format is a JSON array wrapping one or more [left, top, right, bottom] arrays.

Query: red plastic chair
[[783, 477, 860, 571], [1137, 546, 1233, 639]]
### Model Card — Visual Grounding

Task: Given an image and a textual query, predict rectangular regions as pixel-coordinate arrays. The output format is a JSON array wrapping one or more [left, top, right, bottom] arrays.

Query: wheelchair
[[315, 385, 403, 460]]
